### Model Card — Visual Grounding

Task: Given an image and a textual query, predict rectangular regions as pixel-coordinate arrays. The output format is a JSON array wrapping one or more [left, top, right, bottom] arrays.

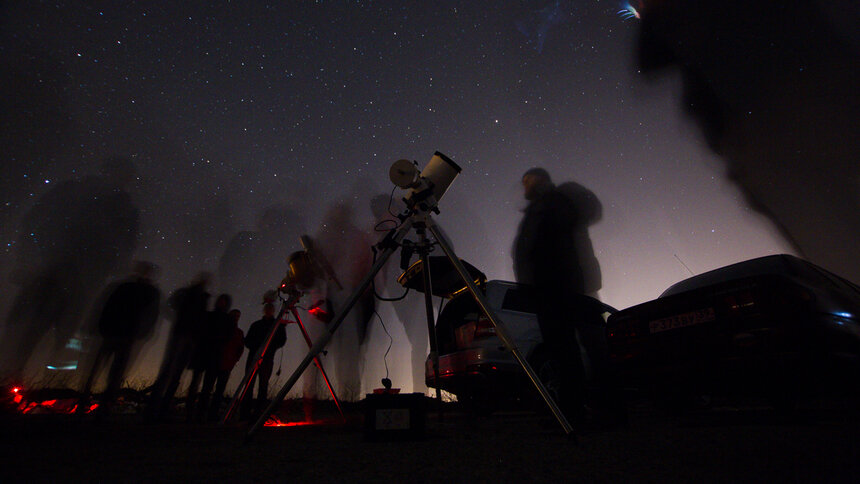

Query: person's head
[[191, 271, 213, 289], [229, 309, 241, 325], [214, 293, 232, 312], [521, 167, 553, 201], [132, 260, 159, 282], [263, 302, 275, 318]]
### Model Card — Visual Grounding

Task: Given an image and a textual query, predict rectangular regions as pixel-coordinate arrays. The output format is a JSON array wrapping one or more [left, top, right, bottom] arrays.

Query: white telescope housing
[[392, 151, 461, 212]]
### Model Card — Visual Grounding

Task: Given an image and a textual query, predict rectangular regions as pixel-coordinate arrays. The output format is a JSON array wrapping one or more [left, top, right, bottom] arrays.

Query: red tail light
[[453, 316, 496, 348], [724, 290, 756, 312], [608, 318, 640, 339], [474, 316, 496, 339], [607, 318, 645, 360]]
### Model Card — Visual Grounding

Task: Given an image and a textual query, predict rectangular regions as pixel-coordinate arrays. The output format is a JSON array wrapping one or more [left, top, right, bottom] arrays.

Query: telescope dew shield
[[405, 152, 462, 210], [284, 250, 316, 289]]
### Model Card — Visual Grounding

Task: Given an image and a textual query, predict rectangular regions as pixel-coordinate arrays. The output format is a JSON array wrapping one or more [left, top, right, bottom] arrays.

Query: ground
[[1, 395, 859, 483]]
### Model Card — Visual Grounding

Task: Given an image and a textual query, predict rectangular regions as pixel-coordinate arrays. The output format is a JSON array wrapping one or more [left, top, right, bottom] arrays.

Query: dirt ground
[[2, 397, 859, 483]]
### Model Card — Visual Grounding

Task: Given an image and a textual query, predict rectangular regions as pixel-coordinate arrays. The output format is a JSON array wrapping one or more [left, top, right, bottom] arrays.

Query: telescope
[[389, 151, 462, 213], [246, 151, 575, 439]]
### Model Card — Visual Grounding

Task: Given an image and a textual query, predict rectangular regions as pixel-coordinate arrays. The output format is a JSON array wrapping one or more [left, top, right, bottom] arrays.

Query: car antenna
[[674, 253, 696, 276]]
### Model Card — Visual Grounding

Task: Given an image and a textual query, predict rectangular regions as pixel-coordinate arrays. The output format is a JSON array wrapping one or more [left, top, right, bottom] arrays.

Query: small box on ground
[[363, 392, 426, 441]]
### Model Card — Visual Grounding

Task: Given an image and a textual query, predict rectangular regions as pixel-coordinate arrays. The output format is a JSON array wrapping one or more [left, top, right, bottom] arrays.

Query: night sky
[[1, 2, 807, 393]]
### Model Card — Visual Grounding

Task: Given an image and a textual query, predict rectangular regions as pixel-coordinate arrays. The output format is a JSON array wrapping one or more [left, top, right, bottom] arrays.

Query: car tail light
[[724, 289, 756, 313], [607, 318, 645, 360], [474, 316, 496, 339], [454, 317, 496, 348], [454, 322, 476, 348], [608, 318, 640, 339]]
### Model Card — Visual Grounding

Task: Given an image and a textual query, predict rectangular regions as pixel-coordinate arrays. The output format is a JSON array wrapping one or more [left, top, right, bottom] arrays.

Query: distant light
[[65, 338, 83, 351], [835, 312, 853, 318], [618, 2, 641, 21], [44, 179, 51, 184]]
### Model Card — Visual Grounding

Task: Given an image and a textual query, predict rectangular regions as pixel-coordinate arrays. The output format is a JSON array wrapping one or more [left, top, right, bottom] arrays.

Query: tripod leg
[[291, 308, 346, 422], [246, 220, 412, 439], [427, 223, 574, 436], [223, 302, 288, 423], [418, 236, 443, 411]]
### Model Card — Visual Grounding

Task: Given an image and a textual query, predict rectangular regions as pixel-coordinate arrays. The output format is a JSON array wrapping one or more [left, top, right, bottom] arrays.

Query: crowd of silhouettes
[[0, 160, 614, 427]]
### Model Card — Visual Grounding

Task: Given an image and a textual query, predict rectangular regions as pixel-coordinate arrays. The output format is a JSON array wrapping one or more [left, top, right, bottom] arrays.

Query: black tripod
[[246, 207, 574, 438], [222, 288, 344, 423]]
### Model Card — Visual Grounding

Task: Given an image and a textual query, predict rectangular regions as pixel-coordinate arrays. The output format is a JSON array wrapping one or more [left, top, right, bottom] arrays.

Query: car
[[399, 257, 616, 411], [605, 254, 860, 406]]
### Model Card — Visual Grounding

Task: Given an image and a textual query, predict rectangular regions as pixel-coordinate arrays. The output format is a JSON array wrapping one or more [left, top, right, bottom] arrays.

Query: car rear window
[[501, 287, 538, 314], [660, 255, 793, 297]]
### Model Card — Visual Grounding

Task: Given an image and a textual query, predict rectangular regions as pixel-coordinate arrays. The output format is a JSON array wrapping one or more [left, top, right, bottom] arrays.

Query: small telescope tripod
[[223, 288, 345, 423], [245, 206, 574, 438]]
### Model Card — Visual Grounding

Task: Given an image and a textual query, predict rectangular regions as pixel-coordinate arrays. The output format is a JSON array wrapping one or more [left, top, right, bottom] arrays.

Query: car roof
[[659, 254, 859, 298]]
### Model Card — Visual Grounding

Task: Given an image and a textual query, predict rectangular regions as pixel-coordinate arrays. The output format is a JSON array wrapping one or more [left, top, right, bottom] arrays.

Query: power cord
[[374, 309, 393, 382]]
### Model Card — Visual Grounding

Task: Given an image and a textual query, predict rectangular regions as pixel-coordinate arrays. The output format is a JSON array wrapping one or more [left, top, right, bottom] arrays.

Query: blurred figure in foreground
[[513, 168, 605, 422], [635, 0, 859, 282], [0, 156, 139, 381], [186, 293, 233, 422], [145, 273, 211, 422], [80, 261, 160, 417], [217, 205, 306, 317], [313, 202, 375, 400], [241, 302, 286, 421]]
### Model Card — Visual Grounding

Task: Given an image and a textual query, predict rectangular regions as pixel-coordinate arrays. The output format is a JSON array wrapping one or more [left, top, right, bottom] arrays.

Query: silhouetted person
[[80, 261, 160, 417], [208, 308, 245, 420], [513, 168, 604, 422], [145, 273, 211, 422], [635, 0, 860, 282], [0, 156, 139, 382], [187, 293, 233, 422], [241, 302, 286, 420], [556, 181, 603, 299]]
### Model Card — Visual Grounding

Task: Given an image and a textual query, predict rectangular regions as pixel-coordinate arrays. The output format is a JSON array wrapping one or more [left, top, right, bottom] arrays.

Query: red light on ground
[[264, 415, 328, 427], [15, 397, 98, 415]]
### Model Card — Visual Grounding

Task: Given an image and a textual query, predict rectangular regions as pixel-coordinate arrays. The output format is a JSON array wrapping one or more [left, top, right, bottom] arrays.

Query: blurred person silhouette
[[79, 261, 160, 417], [634, 0, 859, 282], [186, 293, 233, 422], [312, 201, 375, 400], [371, 193, 430, 393], [240, 301, 286, 421], [205, 308, 244, 421], [0, 156, 139, 382], [217, 205, 306, 316], [370, 190, 461, 393], [513, 168, 606, 422], [145, 272, 211, 422]]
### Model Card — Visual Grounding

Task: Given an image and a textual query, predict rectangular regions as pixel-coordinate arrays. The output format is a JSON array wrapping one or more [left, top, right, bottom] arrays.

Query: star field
[[0, 1, 796, 387]]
